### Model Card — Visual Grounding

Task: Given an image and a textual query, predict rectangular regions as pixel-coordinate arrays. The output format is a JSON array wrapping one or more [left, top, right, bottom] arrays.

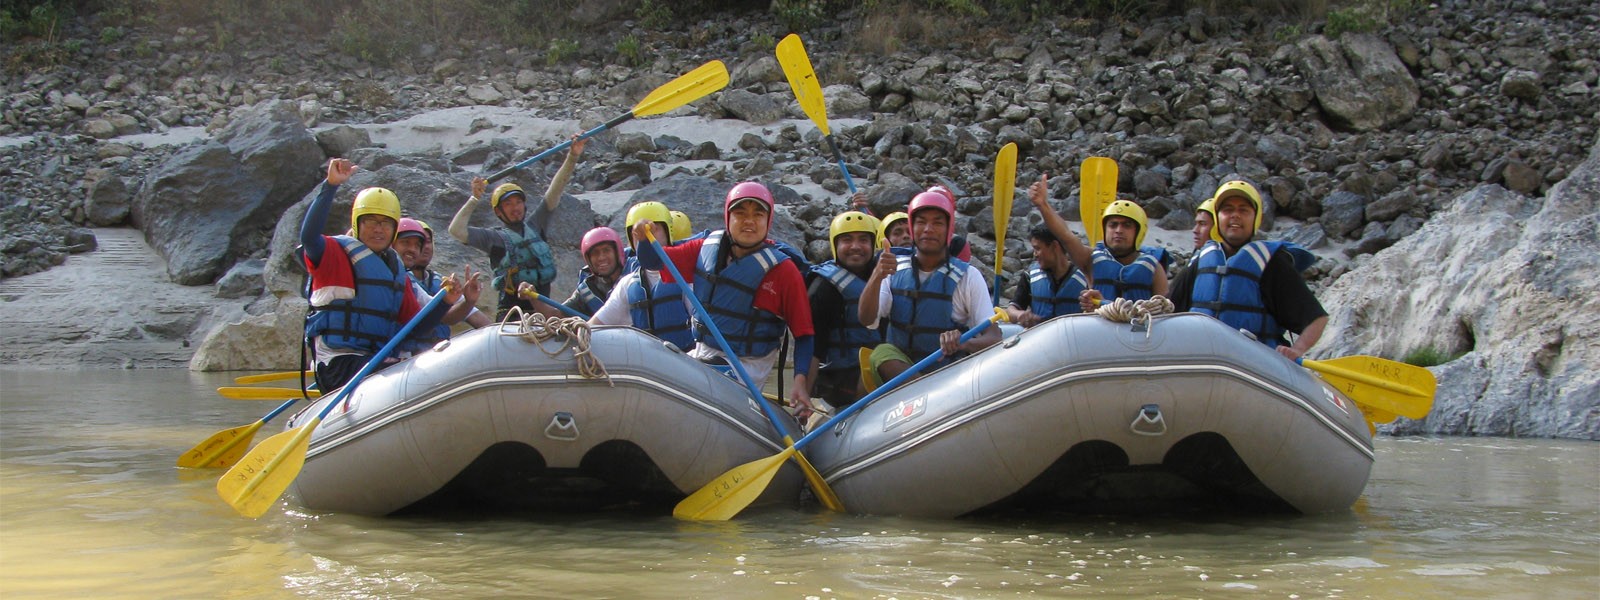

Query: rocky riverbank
[[1, 1, 1595, 437]]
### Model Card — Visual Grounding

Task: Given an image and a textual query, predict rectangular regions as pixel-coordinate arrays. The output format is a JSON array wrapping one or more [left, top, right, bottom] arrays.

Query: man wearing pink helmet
[[558, 226, 625, 317], [858, 190, 1000, 384], [632, 181, 816, 413], [394, 217, 488, 350]]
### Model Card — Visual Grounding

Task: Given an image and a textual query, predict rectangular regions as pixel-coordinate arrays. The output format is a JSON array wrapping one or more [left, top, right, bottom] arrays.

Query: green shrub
[[99, 26, 123, 44], [615, 34, 643, 66], [750, 32, 776, 50], [547, 37, 579, 66], [635, 0, 674, 30], [1324, 6, 1376, 37], [1401, 345, 1460, 368]]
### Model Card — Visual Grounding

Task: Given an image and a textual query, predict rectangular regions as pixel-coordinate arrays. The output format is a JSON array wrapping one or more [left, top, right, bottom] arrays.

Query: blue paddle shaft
[[824, 135, 856, 194], [792, 317, 997, 450], [528, 292, 588, 319], [307, 290, 450, 424], [485, 113, 634, 183], [644, 235, 798, 439]]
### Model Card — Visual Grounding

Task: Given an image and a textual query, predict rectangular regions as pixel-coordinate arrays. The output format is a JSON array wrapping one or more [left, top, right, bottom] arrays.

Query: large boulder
[[1316, 139, 1600, 439], [189, 297, 307, 371], [131, 100, 324, 285], [1294, 34, 1419, 131]]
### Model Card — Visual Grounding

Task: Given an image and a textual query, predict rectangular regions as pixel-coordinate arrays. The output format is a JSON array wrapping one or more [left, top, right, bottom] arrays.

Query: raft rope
[[501, 307, 612, 384], [1095, 295, 1175, 337]]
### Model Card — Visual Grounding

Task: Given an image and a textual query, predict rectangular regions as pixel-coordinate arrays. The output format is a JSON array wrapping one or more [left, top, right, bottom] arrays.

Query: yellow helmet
[[828, 211, 880, 259], [626, 201, 672, 243], [489, 183, 526, 210], [1195, 197, 1216, 222], [668, 210, 692, 243], [877, 211, 910, 247], [1209, 180, 1262, 243], [1102, 199, 1149, 248], [350, 187, 401, 242]]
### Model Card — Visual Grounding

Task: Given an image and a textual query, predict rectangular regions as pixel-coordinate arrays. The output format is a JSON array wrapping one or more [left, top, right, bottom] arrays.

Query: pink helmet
[[580, 227, 623, 264], [927, 184, 957, 203], [396, 217, 428, 241], [725, 181, 775, 229], [907, 190, 957, 243]]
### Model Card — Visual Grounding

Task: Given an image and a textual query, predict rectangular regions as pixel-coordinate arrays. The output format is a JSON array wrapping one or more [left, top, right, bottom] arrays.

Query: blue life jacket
[[811, 260, 881, 371], [1141, 245, 1175, 271], [491, 222, 557, 294], [306, 235, 408, 353], [1026, 263, 1088, 319], [1190, 240, 1295, 348], [626, 272, 695, 352], [887, 254, 967, 361], [1090, 243, 1160, 302], [407, 269, 452, 351], [693, 231, 789, 357], [570, 267, 610, 317]]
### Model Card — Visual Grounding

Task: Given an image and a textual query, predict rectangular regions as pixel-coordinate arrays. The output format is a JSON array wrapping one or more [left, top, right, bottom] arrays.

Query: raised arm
[[300, 159, 356, 265], [448, 177, 486, 244], [1028, 174, 1093, 273], [543, 134, 587, 212]]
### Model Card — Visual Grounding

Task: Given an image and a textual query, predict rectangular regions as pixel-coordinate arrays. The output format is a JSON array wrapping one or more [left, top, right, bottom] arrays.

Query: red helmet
[[396, 217, 428, 241], [926, 184, 957, 203], [580, 227, 623, 264], [724, 181, 775, 230], [907, 190, 957, 243]]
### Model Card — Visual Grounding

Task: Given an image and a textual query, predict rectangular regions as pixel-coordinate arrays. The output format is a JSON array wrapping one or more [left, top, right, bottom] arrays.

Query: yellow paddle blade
[[632, 60, 729, 118], [859, 347, 879, 393], [217, 387, 321, 400], [775, 34, 830, 136], [1303, 355, 1436, 419], [992, 142, 1018, 272], [784, 435, 844, 512], [674, 447, 795, 520], [216, 419, 317, 518], [176, 420, 263, 468], [233, 371, 313, 385], [1079, 157, 1118, 246]]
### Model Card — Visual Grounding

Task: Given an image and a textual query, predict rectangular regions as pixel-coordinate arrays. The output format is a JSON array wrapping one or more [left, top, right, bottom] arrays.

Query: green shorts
[[866, 343, 912, 387]]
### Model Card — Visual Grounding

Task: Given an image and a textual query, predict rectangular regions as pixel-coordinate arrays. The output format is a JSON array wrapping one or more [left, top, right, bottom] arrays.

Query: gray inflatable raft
[[284, 323, 803, 516], [806, 313, 1373, 517]]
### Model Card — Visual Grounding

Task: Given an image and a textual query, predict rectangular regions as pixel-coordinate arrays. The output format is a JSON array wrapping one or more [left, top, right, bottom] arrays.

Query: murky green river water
[[1, 369, 1594, 598]]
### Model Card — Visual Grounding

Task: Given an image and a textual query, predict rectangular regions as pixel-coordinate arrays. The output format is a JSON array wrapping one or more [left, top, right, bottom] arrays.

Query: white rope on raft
[[501, 307, 612, 384], [1095, 295, 1175, 324]]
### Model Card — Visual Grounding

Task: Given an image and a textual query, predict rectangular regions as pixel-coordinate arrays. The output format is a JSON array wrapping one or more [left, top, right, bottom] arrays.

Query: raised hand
[[471, 176, 488, 200], [1027, 173, 1050, 209], [327, 158, 357, 185]]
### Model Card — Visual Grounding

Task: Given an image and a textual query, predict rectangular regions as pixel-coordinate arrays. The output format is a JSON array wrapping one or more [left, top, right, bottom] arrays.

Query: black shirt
[[1169, 248, 1327, 336], [806, 271, 850, 364]]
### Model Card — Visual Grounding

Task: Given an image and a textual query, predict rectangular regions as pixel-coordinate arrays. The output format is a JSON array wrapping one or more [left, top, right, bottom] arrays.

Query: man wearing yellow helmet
[[590, 202, 696, 352], [449, 134, 586, 319], [1192, 197, 1216, 251], [803, 211, 882, 409], [1171, 180, 1327, 360], [298, 159, 468, 391], [1078, 198, 1168, 311], [668, 210, 704, 245]]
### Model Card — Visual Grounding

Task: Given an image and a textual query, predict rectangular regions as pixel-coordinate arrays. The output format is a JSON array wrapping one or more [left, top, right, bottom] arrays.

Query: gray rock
[[83, 119, 116, 139], [1132, 168, 1170, 200], [691, 141, 721, 160], [718, 89, 785, 125], [865, 172, 921, 217], [1503, 160, 1542, 194], [315, 125, 372, 158], [63, 228, 97, 253], [466, 83, 505, 105], [825, 84, 872, 116], [1294, 34, 1419, 131], [133, 100, 323, 285], [84, 170, 131, 226], [614, 132, 656, 156], [1319, 190, 1367, 239], [731, 55, 783, 85], [1499, 69, 1541, 100], [190, 296, 307, 371], [1365, 189, 1417, 222], [1320, 138, 1600, 439], [215, 258, 265, 299], [1345, 221, 1392, 257]]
